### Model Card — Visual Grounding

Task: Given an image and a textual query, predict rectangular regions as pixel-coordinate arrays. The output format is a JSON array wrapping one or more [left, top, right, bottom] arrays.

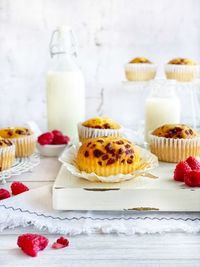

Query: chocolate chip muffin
[[124, 57, 157, 81], [152, 124, 199, 139], [78, 117, 123, 143], [150, 124, 200, 162], [168, 58, 197, 65], [82, 117, 121, 129], [129, 57, 152, 64], [76, 137, 140, 176], [0, 137, 15, 171], [0, 127, 36, 157], [165, 58, 199, 82]]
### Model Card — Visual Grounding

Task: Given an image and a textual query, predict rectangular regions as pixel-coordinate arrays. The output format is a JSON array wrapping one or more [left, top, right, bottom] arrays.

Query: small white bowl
[[36, 142, 69, 157]]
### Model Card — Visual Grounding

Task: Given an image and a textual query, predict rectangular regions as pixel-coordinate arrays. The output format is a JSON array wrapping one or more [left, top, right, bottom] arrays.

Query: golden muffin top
[[168, 58, 197, 65], [82, 117, 121, 129], [0, 127, 33, 139], [0, 137, 13, 147], [77, 137, 140, 167], [129, 57, 152, 64], [152, 124, 199, 139]]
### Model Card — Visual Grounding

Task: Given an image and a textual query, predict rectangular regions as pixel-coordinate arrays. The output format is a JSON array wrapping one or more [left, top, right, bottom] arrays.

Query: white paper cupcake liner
[[0, 144, 15, 171], [164, 64, 199, 81], [124, 63, 157, 81], [59, 144, 158, 183], [78, 123, 123, 143], [11, 135, 36, 157], [150, 134, 200, 163]]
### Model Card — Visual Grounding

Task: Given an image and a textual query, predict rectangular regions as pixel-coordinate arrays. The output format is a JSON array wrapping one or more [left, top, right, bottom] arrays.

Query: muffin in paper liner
[[78, 123, 123, 144], [0, 127, 36, 157], [0, 144, 15, 171], [124, 63, 157, 81], [11, 135, 36, 157], [59, 144, 158, 183], [149, 134, 200, 163], [165, 64, 199, 82], [77, 137, 141, 176]]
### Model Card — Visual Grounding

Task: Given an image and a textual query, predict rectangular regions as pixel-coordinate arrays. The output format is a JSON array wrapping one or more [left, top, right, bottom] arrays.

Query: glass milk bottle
[[144, 80, 181, 142], [47, 26, 85, 142]]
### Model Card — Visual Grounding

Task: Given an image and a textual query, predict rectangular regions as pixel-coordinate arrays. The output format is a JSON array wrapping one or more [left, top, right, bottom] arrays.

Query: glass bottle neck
[[51, 53, 79, 72], [149, 79, 177, 98]]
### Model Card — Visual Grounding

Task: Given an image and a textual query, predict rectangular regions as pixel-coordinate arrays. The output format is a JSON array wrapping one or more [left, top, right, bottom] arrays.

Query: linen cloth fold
[[0, 185, 200, 235]]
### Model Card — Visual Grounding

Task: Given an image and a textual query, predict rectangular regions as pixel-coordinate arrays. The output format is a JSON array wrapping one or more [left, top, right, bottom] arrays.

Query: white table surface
[[0, 157, 200, 267]]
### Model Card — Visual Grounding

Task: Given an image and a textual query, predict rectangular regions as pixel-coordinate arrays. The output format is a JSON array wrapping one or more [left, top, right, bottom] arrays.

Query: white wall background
[[0, 0, 200, 131]]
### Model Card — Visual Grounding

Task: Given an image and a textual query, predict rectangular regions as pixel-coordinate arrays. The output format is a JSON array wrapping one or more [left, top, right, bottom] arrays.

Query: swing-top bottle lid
[[49, 25, 77, 58]]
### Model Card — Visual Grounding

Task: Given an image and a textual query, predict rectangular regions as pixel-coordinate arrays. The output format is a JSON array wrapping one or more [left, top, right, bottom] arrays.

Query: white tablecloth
[[0, 185, 200, 235]]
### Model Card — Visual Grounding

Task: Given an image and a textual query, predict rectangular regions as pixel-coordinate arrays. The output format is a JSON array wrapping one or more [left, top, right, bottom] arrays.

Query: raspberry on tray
[[186, 156, 200, 171], [184, 171, 200, 187], [173, 156, 200, 187], [174, 161, 191, 181]]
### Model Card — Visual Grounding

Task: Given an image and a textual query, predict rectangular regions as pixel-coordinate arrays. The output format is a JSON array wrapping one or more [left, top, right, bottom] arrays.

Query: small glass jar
[[144, 79, 181, 142]]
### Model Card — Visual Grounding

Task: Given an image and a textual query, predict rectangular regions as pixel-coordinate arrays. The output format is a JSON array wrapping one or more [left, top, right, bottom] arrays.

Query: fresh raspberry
[[174, 161, 191, 181], [53, 135, 70, 145], [52, 130, 63, 137], [186, 156, 200, 171], [62, 135, 70, 144], [184, 171, 200, 187], [0, 188, 11, 200], [17, 233, 49, 257], [11, 181, 29, 195], [38, 132, 54, 145], [57, 236, 69, 246], [51, 242, 66, 249], [51, 236, 69, 249], [64, 136, 70, 144]]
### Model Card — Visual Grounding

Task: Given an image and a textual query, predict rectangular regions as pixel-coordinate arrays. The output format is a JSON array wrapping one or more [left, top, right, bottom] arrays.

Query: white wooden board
[[53, 163, 200, 211]]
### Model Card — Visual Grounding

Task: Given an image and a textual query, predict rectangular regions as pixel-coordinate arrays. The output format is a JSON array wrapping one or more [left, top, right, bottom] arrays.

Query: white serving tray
[[52, 163, 200, 211]]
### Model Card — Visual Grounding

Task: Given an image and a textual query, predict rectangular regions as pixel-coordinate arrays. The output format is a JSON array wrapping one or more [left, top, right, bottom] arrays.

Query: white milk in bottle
[[144, 80, 181, 142], [47, 26, 85, 142]]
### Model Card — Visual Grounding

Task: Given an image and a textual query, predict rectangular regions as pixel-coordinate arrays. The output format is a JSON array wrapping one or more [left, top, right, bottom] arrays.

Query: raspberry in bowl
[[37, 130, 70, 157]]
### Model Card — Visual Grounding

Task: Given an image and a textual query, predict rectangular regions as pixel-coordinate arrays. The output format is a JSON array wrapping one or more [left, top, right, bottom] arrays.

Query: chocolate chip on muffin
[[106, 158, 115, 166], [102, 154, 109, 161], [93, 149, 104, 158], [84, 151, 89, 157]]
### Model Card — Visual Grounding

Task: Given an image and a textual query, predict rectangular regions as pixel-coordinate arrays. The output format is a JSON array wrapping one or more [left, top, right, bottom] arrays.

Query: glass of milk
[[47, 26, 85, 143], [144, 79, 181, 142]]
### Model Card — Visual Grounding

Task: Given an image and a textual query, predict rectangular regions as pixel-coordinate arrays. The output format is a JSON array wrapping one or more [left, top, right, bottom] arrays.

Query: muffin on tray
[[149, 124, 200, 162], [76, 136, 140, 176], [78, 117, 123, 143], [0, 127, 36, 157], [124, 57, 157, 81], [165, 58, 199, 82], [0, 137, 15, 171]]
